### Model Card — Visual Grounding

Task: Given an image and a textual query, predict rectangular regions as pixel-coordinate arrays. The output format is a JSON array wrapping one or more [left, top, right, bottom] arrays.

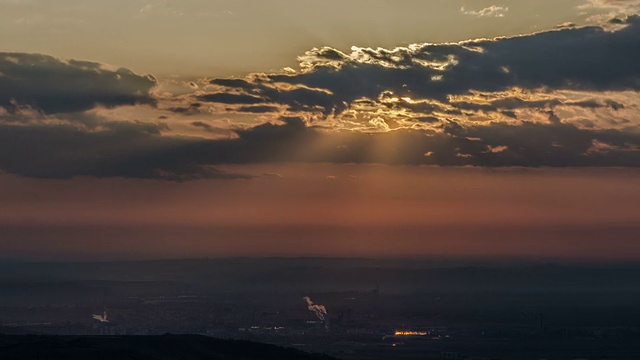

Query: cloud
[[191, 16, 640, 132], [136, 1, 185, 19], [0, 52, 157, 114], [0, 52, 247, 180], [236, 105, 282, 113], [461, 5, 509, 18], [196, 92, 265, 105], [0, 109, 637, 180], [96, 115, 637, 168], [191, 121, 214, 131], [287, 17, 639, 101], [190, 121, 233, 136], [0, 119, 252, 180], [581, 0, 640, 15], [168, 102, 202, 115], [201, 77, 337, 117], [1, 16, 640, 180]]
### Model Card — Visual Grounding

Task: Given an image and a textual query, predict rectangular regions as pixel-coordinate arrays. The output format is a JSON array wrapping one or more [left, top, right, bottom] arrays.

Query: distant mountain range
[[2, 258, 640, 294]]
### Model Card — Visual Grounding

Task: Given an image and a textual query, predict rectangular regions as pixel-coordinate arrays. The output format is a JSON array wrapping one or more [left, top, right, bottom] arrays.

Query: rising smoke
[[303, 296, 327, 321], [91, 309, 109, 323]]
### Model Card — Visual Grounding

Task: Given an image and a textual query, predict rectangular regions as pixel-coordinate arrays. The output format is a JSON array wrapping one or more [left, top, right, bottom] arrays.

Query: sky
[[0, 0, 639, 260]]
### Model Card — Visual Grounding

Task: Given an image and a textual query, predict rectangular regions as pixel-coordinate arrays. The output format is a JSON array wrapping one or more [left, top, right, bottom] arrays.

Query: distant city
[[1, 258, 639, 359]]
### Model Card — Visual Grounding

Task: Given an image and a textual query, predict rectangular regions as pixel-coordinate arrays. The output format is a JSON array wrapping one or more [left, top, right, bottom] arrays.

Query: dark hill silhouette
[[0, 334, 338, 360]]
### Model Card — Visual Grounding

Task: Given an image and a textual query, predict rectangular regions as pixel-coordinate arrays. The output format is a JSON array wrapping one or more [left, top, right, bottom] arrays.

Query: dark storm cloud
[[190, 121, 232, 136], [236, 105, 282, 113], [209, 78, 259, 89], [283, 17, 640, 101], [174, 119, 639, 167], [104, 115, 640, 168], [168, 102, 202, 114], [205, 78, 338, 116], [0, 53, 157, 114], [0, 112, 638, 180], [196, 16, 640, 117], [0, 121, 251, 180], [448, 96, 625, 115], [0, 51, 248, 180], [100, 120, 169, 135], [191, 121, 214, 131], [2, 16, 640, 181], [437, 122, 640, 167], [106, 119, 636, 168], [196, 92, 265, 105], [0, 98, 171, 134], [166, 102, 208, 117]]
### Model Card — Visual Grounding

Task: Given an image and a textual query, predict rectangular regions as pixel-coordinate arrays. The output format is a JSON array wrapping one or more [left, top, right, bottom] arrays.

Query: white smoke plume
[[92, 309, 109, 323], [303, 296, 327, 321]]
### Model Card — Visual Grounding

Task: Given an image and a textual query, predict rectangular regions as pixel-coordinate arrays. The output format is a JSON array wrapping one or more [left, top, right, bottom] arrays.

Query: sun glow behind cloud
[[1, 14, 640, 180]]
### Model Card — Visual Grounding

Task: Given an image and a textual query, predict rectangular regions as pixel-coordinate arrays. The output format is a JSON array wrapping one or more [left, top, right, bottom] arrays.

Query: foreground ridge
[[0, 334, 338, 360]]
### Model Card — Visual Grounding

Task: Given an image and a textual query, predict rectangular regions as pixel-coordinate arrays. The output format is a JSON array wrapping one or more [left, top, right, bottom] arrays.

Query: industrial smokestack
[[303, 296, 327, 321]]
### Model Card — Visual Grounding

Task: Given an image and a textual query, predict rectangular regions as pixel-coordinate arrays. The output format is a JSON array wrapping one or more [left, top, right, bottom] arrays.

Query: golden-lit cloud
[[461, 5, 509, 18], [1, 15, 640, 180]]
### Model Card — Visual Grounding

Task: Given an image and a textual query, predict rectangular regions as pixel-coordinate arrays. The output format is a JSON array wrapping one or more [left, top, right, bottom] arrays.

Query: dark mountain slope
[[0, 334, 338, 360]]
